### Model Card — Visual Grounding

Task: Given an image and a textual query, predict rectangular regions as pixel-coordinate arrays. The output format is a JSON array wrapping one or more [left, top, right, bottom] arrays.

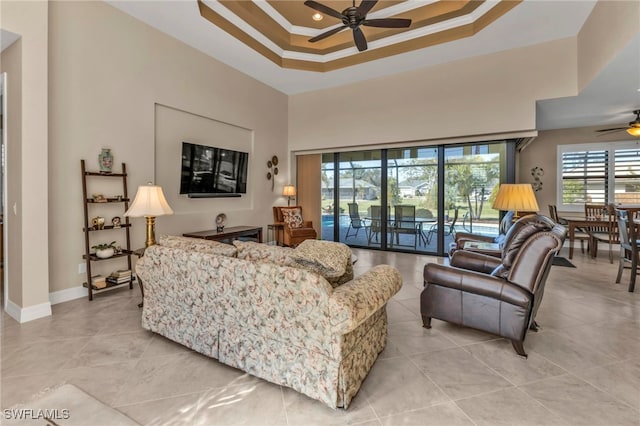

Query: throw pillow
[[291, 240, 353, 287], [281, 207, 304, 229]]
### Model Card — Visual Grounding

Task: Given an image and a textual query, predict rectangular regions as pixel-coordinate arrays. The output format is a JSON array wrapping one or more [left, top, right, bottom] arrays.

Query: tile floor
[[2, 246, 639, 425]]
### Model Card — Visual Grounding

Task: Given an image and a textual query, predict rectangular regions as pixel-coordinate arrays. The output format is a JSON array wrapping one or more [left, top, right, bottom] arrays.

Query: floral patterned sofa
[[136, 236, 402, 409]]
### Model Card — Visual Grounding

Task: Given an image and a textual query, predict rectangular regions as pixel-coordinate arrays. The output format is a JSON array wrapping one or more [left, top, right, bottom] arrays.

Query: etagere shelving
[[80, 159, 134, 300]]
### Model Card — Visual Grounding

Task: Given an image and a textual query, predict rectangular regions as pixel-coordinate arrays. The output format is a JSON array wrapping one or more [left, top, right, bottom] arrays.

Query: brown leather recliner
[[421, 214, 566, 357], [272, 206, 317, 247]]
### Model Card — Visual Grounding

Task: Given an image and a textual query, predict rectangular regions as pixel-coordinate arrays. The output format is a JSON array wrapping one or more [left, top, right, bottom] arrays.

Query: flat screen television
[[180, 142, 249, 197]]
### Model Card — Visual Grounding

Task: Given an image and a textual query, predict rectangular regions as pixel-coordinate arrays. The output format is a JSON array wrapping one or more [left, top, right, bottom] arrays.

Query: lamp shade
[[492, 184, 539, 212], [282, 185, 296, 197], [124, 184, 174, 217], [627, 127, 640, 137]]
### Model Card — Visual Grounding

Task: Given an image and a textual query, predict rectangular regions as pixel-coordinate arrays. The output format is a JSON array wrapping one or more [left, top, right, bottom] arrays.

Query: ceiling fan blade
[[309, 25, 348, 43], [303, 0, 344, 20], [596, 127, 627, 132], [362, 18, 412, 28], [358, 0, 378, 16], [353, 27, 368, 52]]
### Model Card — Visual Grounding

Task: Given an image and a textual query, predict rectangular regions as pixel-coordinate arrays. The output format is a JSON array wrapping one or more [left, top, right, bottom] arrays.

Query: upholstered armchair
[[272, 206, 317, 247], [450, 211, 514, 256], [421, 214, 566, 357]]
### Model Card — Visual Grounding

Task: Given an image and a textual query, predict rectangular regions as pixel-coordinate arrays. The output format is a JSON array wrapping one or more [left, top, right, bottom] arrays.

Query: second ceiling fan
[[304, 0, 412, 52]]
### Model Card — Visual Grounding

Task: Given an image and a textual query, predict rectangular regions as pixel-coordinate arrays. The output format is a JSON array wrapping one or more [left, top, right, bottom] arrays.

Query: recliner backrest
[[501, 214, 556, 268], [499, 211, 515, 235]]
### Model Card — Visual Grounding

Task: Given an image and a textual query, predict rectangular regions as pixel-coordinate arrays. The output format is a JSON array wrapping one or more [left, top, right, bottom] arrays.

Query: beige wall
[[1, 39, 22, 307], [289, 37, 578, 151], [48, 1, 288, 294], [577, 0, 640, 91], [1, 0, 50, 317], [517, 126, 635, 215]]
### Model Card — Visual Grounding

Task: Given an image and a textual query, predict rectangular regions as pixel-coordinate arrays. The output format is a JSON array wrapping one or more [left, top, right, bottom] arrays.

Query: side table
[[133, 247, 146, 307], [267, 223, 284, 246]]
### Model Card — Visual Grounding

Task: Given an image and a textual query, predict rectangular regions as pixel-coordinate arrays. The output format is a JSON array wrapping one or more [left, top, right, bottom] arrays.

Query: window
[[558, 141, 640, 210]]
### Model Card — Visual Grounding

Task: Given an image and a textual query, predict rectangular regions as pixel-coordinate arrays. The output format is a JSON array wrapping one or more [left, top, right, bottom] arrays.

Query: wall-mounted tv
[[180, 142, 249, 197]]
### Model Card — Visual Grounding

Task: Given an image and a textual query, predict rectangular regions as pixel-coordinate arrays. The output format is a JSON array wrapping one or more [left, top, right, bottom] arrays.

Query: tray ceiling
[[198, 0, 521, 72]]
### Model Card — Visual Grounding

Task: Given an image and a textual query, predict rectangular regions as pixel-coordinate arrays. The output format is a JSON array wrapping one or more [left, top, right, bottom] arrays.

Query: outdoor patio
[[320, 214, 500, 254]]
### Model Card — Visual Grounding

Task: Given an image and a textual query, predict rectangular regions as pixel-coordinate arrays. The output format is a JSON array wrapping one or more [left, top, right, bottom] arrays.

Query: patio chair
[[345, 202, 368, 240], [367, 205, 390, 244], [393, 205, 420, 249], [426, 207, 459, 245]]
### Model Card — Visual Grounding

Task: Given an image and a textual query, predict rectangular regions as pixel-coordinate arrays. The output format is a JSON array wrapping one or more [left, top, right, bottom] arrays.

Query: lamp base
[[145, 216, 157, 247]]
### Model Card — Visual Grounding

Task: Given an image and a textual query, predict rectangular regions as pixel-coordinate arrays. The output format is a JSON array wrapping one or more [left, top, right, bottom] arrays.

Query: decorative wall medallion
[[531, 167, 544, 192], [267, 156, 279, 191]]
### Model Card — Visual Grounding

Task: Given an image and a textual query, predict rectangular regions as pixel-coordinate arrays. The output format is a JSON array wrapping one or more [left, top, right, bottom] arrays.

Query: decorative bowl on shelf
[[95, 248, 115, 259]]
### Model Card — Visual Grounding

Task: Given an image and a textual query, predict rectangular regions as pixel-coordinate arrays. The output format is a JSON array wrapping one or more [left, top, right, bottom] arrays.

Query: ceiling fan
[[596, 110, 640, 137], [304, 0, 412, 52]]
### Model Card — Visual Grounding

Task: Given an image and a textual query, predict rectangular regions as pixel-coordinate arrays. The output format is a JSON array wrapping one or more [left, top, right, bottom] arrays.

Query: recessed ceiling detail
[[197, 0, 522, 72]]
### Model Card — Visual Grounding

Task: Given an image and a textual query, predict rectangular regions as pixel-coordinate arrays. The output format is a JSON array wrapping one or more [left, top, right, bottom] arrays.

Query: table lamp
[[125, 183, 174, 247], [283, 185, 296, 207], [492, 183, 539, 219]]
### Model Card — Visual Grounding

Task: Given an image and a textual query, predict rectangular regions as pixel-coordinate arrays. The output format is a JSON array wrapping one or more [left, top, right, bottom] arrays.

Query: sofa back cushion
[[233, 240, 353, 287], [158, 235, 237, 257], [233, 240, 296, 265]]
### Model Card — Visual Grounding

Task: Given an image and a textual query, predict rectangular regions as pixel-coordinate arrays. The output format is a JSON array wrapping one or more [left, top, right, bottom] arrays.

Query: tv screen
[[180, 142, 249, 196]]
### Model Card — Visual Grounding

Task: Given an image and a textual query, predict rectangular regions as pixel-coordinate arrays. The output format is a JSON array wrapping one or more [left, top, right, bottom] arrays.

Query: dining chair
[[548, 204, 589, 254], [614, 208, 639, 292], [584, 203, 615, 263]]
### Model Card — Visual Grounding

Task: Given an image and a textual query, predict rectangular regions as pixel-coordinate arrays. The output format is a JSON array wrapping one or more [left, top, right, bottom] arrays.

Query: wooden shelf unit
[[80, 159, 134, 300]]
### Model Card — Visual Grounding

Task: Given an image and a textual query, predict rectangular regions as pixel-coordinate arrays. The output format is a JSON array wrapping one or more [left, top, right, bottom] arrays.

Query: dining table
[[559, 215, 611, 260]]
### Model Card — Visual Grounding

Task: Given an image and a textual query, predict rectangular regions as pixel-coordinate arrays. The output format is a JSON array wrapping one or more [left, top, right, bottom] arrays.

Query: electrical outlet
[[78, 263, 86, 274]]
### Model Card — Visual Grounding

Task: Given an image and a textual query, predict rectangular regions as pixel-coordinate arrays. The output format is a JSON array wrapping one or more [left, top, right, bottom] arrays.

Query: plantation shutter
[[561, 150, 608, 205]]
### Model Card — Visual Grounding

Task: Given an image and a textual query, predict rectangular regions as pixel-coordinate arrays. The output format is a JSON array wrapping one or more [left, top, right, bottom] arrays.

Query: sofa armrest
[[330, 265, 402, 334], [450, 250, 502, 274], [423, 263, 530, 308]]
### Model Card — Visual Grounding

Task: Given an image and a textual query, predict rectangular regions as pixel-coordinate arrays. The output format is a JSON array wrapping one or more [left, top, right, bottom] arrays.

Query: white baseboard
[[49, 285, 88, 305], [5, 299, 52, 323]]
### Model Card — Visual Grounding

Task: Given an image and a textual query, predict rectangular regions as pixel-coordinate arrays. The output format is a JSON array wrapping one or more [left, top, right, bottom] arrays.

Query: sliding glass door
[[387, 147, 438, 253], [321, 141, 511, 254], [443, 144, 506, 248]]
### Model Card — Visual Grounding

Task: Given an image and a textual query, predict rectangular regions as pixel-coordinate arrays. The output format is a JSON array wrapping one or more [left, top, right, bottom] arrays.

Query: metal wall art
[[531, 166, 544, 192], [267, 155, 279, 191]]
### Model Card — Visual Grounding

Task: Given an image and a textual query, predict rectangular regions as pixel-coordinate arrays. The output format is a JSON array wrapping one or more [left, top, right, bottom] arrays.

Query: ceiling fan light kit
[[596, 110, 640, 137], [627, 127, 640, 137], [304, 0, 411, 52]]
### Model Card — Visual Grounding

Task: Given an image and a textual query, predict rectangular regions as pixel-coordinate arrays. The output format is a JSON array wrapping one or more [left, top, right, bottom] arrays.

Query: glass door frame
[[322, 140, 515, 256]]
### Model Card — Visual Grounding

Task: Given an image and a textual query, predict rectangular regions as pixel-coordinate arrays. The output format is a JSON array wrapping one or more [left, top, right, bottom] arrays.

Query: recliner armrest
[[455, 232, 495, 244], [423, 263, 531, 308], [450, 250, 502, 274]]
